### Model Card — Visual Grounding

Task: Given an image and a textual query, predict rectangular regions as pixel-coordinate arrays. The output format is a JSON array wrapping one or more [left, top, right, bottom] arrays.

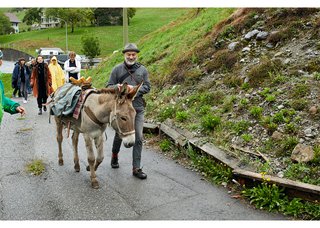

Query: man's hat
[[0, 50, 3, 59], [122, 43, 140, 53]]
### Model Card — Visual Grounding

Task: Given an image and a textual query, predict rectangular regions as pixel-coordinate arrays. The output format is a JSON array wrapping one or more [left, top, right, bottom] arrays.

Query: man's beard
[[124, 57, 137, 66]]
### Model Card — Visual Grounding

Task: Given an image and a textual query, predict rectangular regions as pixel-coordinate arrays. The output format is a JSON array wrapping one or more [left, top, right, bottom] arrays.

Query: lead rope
[[110, 100, 135, 137]]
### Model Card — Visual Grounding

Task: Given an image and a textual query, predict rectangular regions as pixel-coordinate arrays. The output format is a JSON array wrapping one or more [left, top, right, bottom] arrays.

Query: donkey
[[54, 82, 142, 189]]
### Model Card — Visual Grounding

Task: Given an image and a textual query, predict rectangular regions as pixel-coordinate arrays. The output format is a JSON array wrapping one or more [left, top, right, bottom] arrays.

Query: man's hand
[[16, 106, 26, 116]]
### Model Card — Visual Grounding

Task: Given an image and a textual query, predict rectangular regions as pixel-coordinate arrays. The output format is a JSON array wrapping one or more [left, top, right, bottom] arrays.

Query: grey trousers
[[111, 108, 144, 169], [20, 81, 28, 100]]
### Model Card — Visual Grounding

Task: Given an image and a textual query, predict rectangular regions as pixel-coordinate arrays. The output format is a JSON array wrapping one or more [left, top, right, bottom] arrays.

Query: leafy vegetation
[[0, 8, 188, 56], [26, 159, 45, 176]]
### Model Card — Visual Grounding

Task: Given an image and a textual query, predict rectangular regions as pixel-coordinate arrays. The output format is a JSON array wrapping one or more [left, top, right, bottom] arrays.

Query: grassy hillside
[[0, 8, 188, 57], [84, 8, 235, 87]]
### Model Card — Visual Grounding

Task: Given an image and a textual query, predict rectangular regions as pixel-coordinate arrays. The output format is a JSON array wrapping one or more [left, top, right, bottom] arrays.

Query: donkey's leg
[[94, 135, 104, 171], [55, 118, 64, 166], [83, 134, 99, 189], [72, 131, 80, 172]]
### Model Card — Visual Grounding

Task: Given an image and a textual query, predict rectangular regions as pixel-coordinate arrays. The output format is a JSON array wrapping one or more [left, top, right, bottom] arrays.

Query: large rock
[[228, 42, 240, 51], [244, 29, 260, 40], [256, 31, 269, 40], [291, 143, 314, 163]]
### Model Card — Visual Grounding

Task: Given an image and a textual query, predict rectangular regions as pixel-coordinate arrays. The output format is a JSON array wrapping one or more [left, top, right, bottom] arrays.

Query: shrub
[[241, 82, 250, 91], [223, 74, 243, 88], [159, 139, 172, 152], [279, 136, 299, 156], [26, 160, 45, 176], [231, 120, 250, 135], [199, 105, 211, 115], [158, 105, 176, 122], [201, 114, 221, 131], [176, 111, 189, 122], [289, 99, 308, 111], [206, 49, 238, 72], [239, 98, 249, 109], [247, 59, 282, 87], [284, 123, 298, 134], [249, 106, 263, 119], [265, 94, 276, 102], [241, 134, 253, 142], [81, 34, 101, 60], [291, 83, 310, 98], [242, 182, 287, 212]]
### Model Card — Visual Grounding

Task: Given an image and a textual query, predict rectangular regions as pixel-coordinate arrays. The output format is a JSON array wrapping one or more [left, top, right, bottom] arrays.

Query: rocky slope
[[146, 8, 320, 186]]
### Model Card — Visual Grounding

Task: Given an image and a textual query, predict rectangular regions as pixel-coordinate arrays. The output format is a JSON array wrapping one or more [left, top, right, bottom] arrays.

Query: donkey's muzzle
[[122, 134, 135, 148]]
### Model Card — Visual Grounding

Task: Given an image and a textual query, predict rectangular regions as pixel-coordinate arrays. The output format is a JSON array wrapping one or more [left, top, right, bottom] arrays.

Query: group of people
[[1, 43, 151, 179], [11, 51, 81, 115]]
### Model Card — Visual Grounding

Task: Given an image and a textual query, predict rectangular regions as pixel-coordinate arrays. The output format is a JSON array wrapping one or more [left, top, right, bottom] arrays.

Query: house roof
[[4, 13, 21, 23]]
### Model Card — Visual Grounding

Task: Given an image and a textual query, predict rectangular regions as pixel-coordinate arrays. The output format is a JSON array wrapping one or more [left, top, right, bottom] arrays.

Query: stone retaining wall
[[0, 48, 34, 62]]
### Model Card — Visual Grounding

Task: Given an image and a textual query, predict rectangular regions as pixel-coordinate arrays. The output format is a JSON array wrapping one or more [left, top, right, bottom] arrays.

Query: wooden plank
[[160, 123, 187, 147], [189, 139, 239, 169], [233, 168, 320, 196], [143, 122, 159, 134]]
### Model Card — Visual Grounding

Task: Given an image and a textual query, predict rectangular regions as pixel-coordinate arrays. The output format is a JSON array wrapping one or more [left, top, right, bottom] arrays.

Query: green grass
[[0, 73, 13, 97], [84, 8, 234, 88], [0, 8, 188, 57]]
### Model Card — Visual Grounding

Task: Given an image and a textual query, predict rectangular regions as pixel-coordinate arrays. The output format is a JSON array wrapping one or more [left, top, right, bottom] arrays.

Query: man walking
[[107, 43, 151, 179]]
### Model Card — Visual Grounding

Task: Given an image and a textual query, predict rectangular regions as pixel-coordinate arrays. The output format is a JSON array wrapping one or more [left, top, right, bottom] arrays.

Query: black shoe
[[111, 156, 119, 168], [43, 106, 47, 112], [133, 168, 147, 179], [38, 108, 42, 115]]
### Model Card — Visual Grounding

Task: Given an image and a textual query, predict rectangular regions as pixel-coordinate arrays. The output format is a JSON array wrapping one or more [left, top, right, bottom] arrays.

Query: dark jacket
[[107, 62, 151, 110], [12, 64, 30, 89]]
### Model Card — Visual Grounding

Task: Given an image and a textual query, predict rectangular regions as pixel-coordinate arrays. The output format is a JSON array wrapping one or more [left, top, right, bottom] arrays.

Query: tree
[[81, 34, 101, 66], [94, 8, 122, 26], [22, 8, 42, 25], [45, 8, 93, 33], [93, 8, 136, 26], [127, 8, 136, 25], [0, 13, 14, 35]]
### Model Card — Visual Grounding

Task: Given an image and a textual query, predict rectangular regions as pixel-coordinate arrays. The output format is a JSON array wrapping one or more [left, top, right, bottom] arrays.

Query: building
[[4, 13, 21, 33], [40, 14, 60, 29], [31, 13, 60, 30]]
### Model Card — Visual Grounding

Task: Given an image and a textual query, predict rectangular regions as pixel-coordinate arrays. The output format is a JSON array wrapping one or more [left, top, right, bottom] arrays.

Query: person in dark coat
[[30, 55, 53, 115], [12, 57, 31, 103], [106, 43, 151, 179]]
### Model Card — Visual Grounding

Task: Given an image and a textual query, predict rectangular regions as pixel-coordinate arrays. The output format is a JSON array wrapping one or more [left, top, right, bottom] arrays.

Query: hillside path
[[0, 96, 286, 220]]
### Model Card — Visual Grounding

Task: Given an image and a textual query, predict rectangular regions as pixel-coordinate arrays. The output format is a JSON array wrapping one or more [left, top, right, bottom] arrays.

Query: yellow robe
[[48, 56, 65, 91]]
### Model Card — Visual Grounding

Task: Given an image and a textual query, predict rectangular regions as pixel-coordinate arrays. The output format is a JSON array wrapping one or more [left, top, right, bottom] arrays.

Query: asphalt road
[[0, 96, 286, 220]]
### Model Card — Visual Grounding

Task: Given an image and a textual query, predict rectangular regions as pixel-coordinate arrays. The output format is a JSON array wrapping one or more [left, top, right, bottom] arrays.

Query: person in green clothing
[[0, 50, 25, 125]]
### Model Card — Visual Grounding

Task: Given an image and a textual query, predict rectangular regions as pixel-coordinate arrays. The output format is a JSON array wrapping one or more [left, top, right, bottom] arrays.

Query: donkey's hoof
[[86, 165, 90, 171], [58, 159, 64, 166], [91, 181, 99, 189], [74, 164, 80, 172]]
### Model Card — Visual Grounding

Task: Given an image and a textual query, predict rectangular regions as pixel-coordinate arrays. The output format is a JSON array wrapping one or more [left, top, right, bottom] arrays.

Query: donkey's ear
[[116, 83, 128, 99], [127, 81, 143, 100]]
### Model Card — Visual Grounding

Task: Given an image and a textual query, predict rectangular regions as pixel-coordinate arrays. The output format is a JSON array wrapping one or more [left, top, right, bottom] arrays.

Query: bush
[[242, 182, 287, 212], [231, 120, 250, 135], [201, 114, 221, 131], [289, 99, 308, 111], [176, 111, 189, 122], [249, 106, 263, 119], [158, 105, 176, 122], [159, 139, 172, 152], [81, 34, 101, 59], [206, 49, 238, 72], [247, 59, 282, 87]]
